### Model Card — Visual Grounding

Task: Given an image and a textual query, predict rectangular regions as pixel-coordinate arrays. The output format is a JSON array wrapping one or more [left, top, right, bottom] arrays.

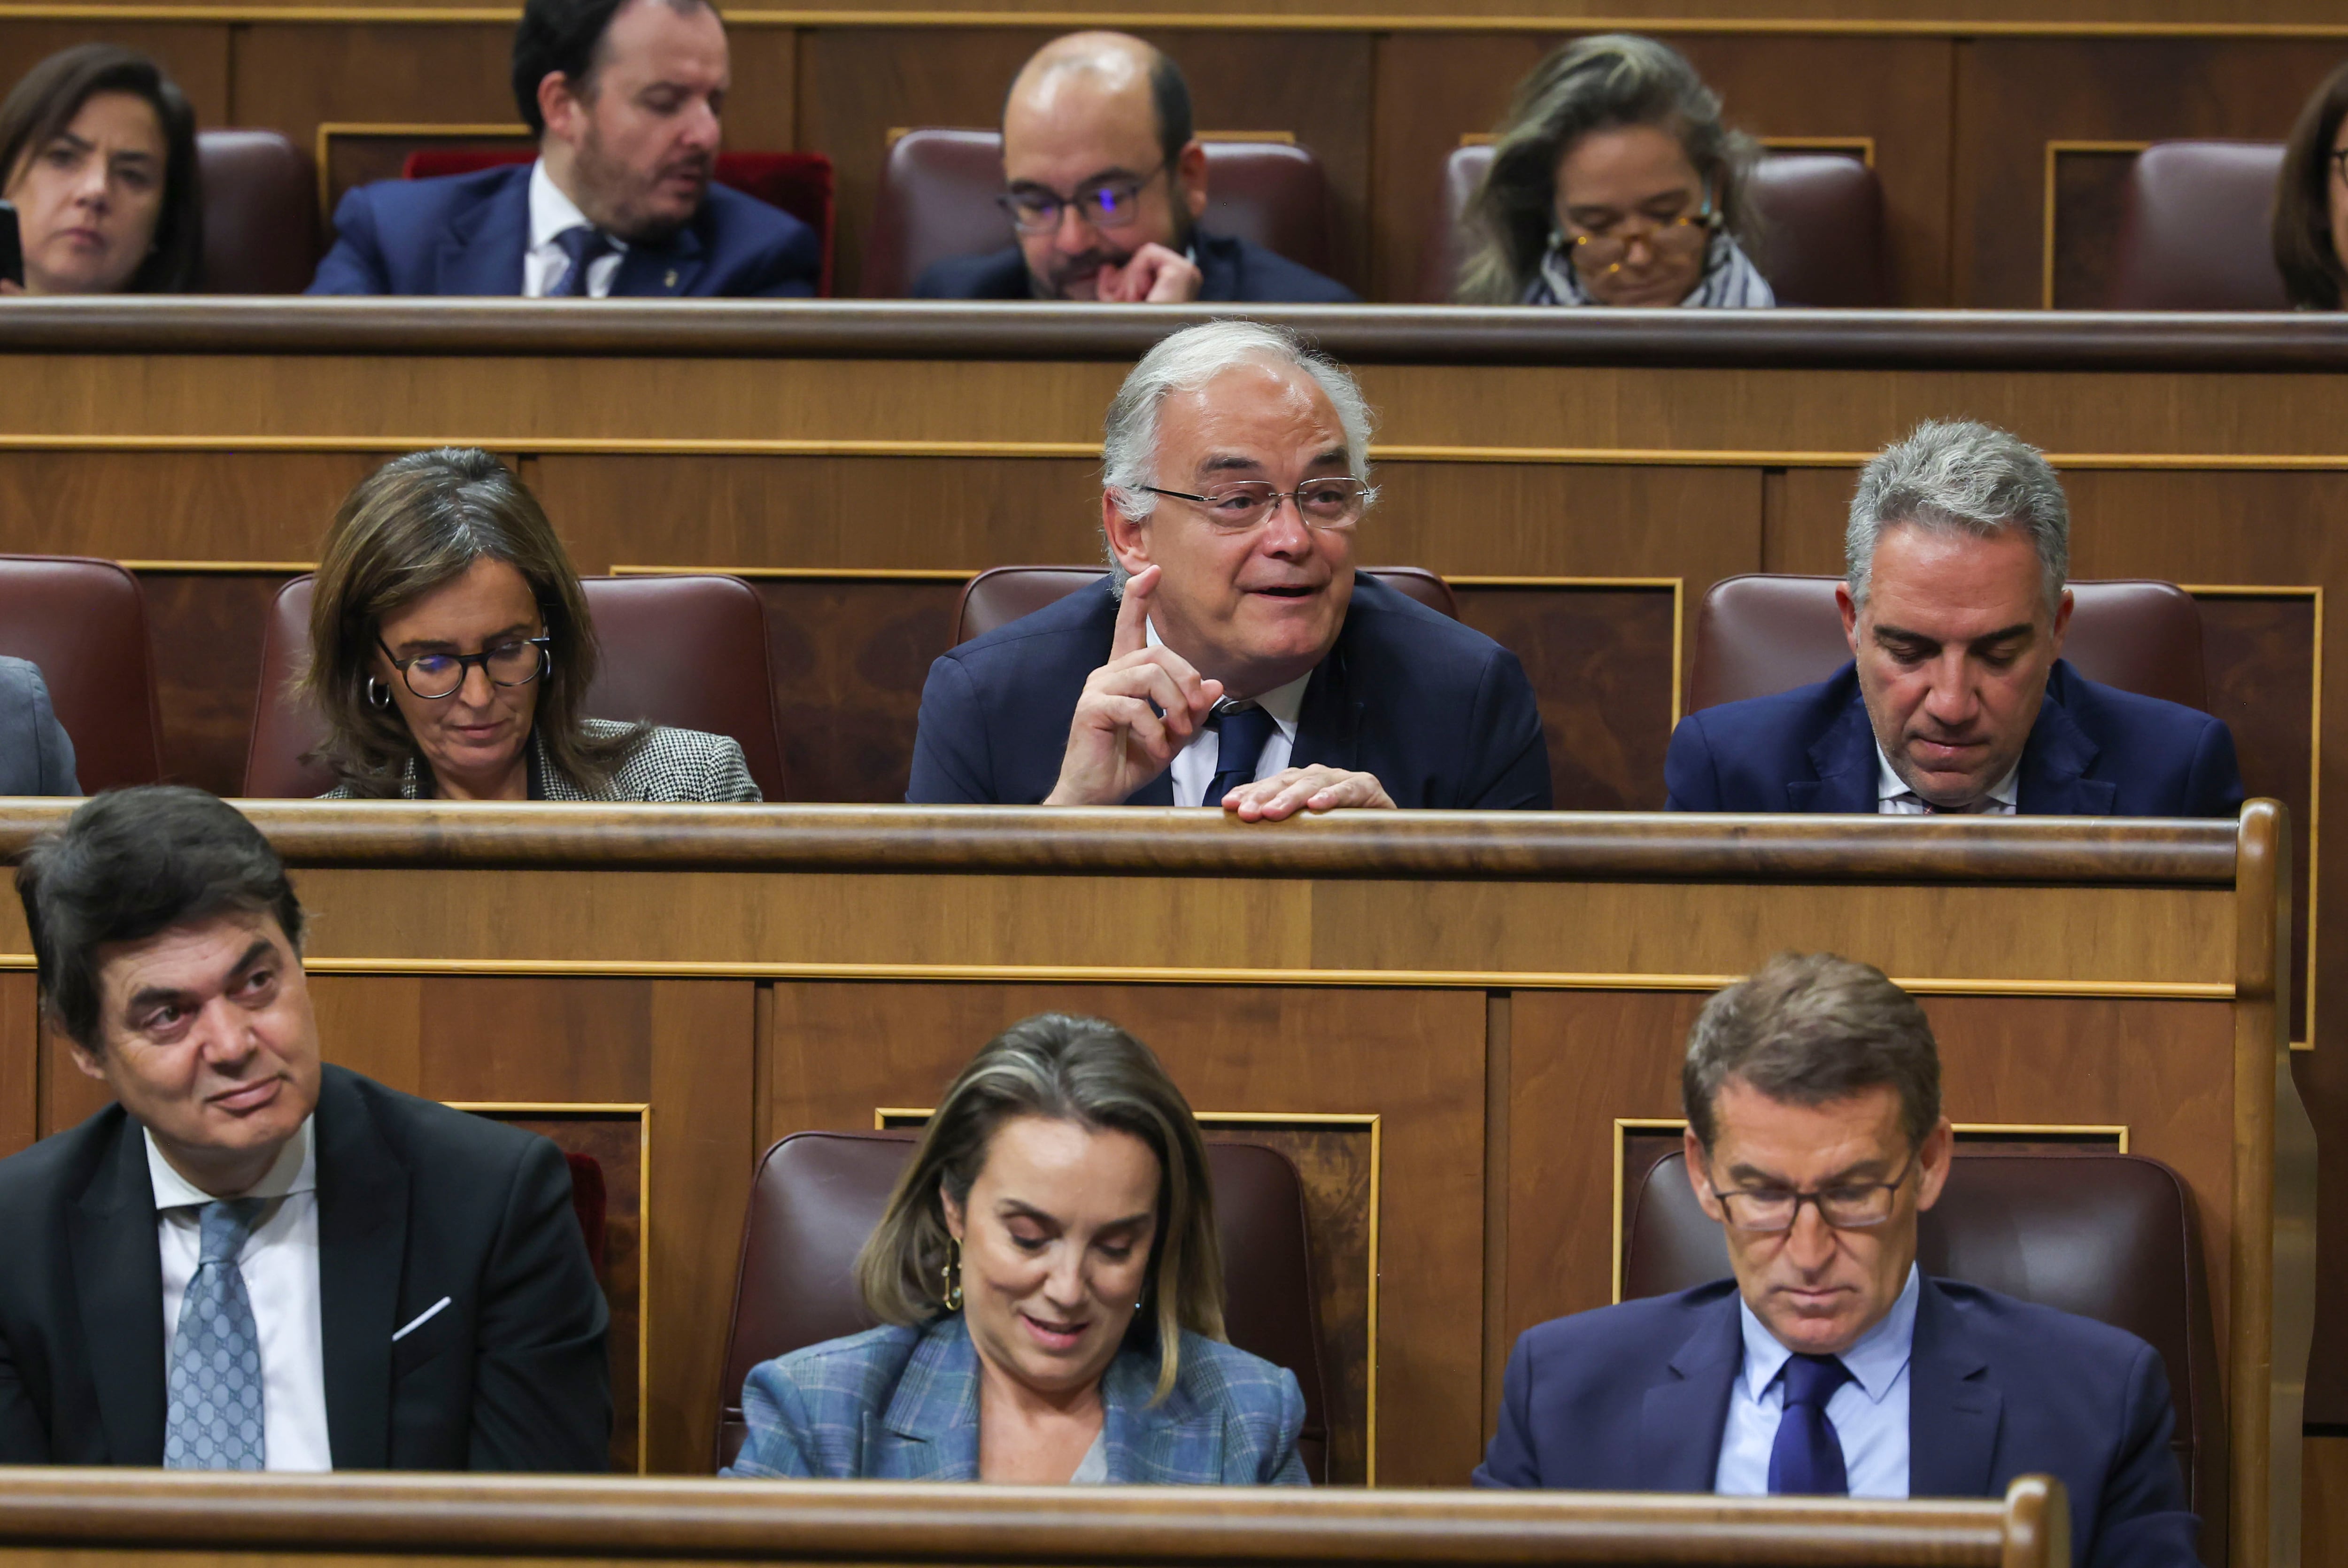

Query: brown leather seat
[[1686, 575, 2208, 713], [0, 555, 164, 791], [241, 573, 787, 799], [1418, 145, 1890, 307], [2109, 141, 2291, 312], [197, 129, 322, 294], [1625, 1149, 2222, 1561], [715, 1129, 1332, 1479], [955, 565, 1457, 644], [861, 129, 1335, 298]]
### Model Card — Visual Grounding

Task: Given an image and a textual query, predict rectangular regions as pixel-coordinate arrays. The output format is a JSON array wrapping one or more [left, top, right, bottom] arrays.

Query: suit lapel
[[2016, 666, 2114, 814], [314, 1067, 408, 1470], [873, 1318, 981, 1480], [1124, 774, 1175, 806], [66, 1113, 165, 1465], [1101, 1349, 1221, 1483], [1907, 1280, 2002, 1498], [614, 226, 705, 298], [1636, 1295, 1742, 1491], [1290, 585, 1363, 773], [1790, 684, 1880, 814], [435, 170, 532, 297]]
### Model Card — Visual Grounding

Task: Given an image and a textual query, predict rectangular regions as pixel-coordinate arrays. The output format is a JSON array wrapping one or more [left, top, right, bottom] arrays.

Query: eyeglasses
[[1141, 478, 1375, 533], [377, 634, 551, 701], [1565, 203, 1718, 275], [1705, 1151, 1917, 1233], [998, 161, 1169, 234]]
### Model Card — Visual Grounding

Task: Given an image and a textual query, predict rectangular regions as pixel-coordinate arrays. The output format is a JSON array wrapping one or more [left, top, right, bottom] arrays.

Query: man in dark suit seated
[[1477, 953, 2200, 1568], [1665, 419, 2242, 816], [906, 320, 1549, 816], [914, 32, 1356, 305], [309, 0, 818, 297], [0, 657, 77, 795], [0, 787, 610, 1469]]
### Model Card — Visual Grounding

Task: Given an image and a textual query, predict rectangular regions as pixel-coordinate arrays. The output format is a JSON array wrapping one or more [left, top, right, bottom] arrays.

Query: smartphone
[[0, 202, 20, 290]]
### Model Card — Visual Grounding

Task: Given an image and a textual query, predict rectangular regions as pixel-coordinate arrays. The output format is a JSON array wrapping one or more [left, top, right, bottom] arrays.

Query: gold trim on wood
[[876, 1106, 1381, 1485], [444, 1099, 652, 1476], [1609, 1118, 2134, 1303], [885, 125, 1295, 147], [612, 564, 978, 580], [2041, 139, 2151, 310], [118, 559, 314, 572], [313, 121, 531, 227]]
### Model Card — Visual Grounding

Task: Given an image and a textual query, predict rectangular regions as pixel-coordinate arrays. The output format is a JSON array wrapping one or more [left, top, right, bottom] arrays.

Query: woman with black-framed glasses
[[300, 447, 759, 802], [2274, 61, 2348, 309]]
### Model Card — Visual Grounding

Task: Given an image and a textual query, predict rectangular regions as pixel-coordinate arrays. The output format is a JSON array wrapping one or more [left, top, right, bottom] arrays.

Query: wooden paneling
[[0, 451, 365, 561], [795, 28, 1373, 299], [1953, 38, 2346, 309], [141, 569, 301, 796], [2048, 144, 2141, 310], [229, 23, 518, 189], [1367, 32, 1954, 305], [0, 974, 34, 1162], [0, 23, 226, 129], [753, 576, 961, 803], [2311, 1433, 2348, 1568]]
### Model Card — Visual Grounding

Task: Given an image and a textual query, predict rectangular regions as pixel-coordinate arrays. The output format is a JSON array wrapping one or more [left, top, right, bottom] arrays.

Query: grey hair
[[1682, 952, 1942, 1156], [1846, 419, 2070, 613], [1100, 320, 1378, 591]]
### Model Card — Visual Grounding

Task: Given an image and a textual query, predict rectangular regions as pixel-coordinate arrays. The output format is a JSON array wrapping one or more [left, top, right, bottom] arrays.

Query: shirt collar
[[146, 1114, 317, 1208], [1145, 617, 1311, 741], [528, 159, 628, 255], [1875, 742, 2020, 811], [1736, 1262, 1921, 1405]]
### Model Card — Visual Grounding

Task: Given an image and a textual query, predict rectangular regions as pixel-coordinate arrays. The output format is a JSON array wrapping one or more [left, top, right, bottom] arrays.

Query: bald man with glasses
[[913, 32, 1355, 304], [906, 320, 1548, 816]]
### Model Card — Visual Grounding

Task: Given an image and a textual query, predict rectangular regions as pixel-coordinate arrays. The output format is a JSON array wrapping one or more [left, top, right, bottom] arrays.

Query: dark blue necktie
[[549, 224, 615, 298], [1204, 704, 1277, 807], [1767, 1353, 1853, 1495]]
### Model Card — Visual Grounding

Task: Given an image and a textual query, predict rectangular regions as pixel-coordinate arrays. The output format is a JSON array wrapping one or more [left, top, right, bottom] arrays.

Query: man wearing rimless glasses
[[914, 32, 1355, 304], [906, 321, 1549, 817]]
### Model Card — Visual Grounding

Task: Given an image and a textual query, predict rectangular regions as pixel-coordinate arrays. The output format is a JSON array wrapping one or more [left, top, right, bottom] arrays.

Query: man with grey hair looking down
[[1663, 418, 2241, 816], [905, 320, 1550, 816]]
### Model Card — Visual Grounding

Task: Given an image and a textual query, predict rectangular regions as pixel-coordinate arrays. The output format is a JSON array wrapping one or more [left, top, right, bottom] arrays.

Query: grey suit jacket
[[0, 658, 78, 796]]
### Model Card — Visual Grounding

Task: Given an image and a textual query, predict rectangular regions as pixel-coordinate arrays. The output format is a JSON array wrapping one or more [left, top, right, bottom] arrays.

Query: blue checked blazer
[[724, 1315, 1310, 1484]]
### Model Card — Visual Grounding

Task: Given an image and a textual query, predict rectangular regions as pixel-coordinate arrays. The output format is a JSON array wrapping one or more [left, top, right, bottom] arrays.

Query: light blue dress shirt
[[1714, 1264, 1920, 1498]]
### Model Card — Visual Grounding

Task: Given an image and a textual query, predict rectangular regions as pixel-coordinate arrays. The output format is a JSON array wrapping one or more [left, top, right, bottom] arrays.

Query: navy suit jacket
[[913, 228, 1358, 303], [905, 573, 1552, 808], [308, 164, 819, 297], [1664, 659, 2243, 816], [1475, 1278, 2200, 1568], [0, 657, 77, 795]]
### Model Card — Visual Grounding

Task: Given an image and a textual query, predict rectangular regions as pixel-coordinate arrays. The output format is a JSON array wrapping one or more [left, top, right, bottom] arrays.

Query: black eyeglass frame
[[376, 634, 553, 701], [1139, 478, 1376, 532], [1702, 1149, 1919, 1233], [997, 158, 1171, 235]]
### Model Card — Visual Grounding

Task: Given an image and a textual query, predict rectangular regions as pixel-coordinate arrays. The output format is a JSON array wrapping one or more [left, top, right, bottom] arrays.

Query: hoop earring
[[365, 677, 394, 711], [943, 1236, 964, 1313]]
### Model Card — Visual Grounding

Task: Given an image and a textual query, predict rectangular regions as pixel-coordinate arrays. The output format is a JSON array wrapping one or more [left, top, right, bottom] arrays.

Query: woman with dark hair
[[2274, 60, 2348, 309], [0, 44, 201, 294], [1458, 33, 1770, 308], [725, 1012, 1308, 1485], [301, 447, 758, 801]]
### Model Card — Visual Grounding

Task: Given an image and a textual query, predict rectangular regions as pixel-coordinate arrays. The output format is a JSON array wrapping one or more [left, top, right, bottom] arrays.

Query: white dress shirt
[[1714, 1263, 1920, 1498], [1876, 744, 2019, 815], [149, 1118, 333, 1471], [1149, 619, 1311, 808], [524, 161, 626, 299]]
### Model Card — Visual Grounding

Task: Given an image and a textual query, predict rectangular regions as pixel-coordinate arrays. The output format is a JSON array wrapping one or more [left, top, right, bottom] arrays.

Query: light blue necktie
[[164, 1198, 267, 1470]]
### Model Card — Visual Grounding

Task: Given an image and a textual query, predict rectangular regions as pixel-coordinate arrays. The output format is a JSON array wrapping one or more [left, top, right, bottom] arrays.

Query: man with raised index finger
[[904, 320, 1552, 818]]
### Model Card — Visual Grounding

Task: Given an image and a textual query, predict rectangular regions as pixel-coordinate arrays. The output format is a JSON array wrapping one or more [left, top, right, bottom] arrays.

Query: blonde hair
[[855, 1012, 1227, 1403]]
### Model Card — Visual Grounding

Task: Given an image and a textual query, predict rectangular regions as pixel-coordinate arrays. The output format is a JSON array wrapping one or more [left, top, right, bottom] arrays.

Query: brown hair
[[855, 1012, 1226, 1404], [299, 448, 642, 796], [0, 44, 202, 293], [2274, 59, 2348, 310], [1457, 33, 1757, 305], [1682, 952, 1942, 1154]]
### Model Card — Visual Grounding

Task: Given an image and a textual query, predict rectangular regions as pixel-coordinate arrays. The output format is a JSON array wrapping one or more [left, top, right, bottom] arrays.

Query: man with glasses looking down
[[1476, 952, 2199, 1568], [906, 320, 1549, 816], [914, 32, 1355, 303]]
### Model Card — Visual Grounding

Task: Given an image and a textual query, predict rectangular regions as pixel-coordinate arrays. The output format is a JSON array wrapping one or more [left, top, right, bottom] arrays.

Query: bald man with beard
[[915, 32, 1356, 304]]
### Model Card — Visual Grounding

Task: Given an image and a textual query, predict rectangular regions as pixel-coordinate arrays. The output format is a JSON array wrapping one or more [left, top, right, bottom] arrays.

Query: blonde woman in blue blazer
[[725, 1014, 1308, 1486]]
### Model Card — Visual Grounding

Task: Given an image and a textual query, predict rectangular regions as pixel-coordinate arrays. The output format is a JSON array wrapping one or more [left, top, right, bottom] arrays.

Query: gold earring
[[944, 1236, 964, 1312]]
